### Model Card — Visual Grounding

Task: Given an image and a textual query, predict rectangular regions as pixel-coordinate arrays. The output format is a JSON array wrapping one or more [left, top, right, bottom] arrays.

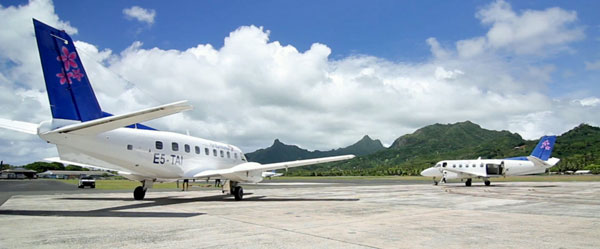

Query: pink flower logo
[[54, 46, 85, 84], [57, 46, 78, 71], [56, 69, 73, 85], [71, 69, 85, 82], [540, 140, 551, 150]]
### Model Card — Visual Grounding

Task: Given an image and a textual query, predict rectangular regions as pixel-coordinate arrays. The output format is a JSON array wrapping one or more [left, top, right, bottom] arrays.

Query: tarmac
[[1, 179, 599, 248]]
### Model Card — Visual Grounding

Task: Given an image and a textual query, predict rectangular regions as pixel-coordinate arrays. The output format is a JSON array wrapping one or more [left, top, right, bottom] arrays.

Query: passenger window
[[220, 150, 224, 157], [234, 153, 238, 159], [453, 165, 456, 168], [172, 142, 179, 151], [155, 141, 163, 150], [459, 164, 462, 168], [205, 148, 210, 155], [127, 144, 133, 150], [480, 164, 484, 168], [195, 146, 200, 154], [472, 164, 476, 168], [227, 151, 231, 158], [184, 144, 190, 153], [213, 149, 217, 157]]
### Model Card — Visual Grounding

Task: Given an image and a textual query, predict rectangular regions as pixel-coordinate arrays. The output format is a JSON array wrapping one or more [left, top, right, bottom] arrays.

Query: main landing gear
[[465, 178, 472, 187], [133, 180, 153, 200], [484, 179, 491, 186], [223, 180, 244, 201]]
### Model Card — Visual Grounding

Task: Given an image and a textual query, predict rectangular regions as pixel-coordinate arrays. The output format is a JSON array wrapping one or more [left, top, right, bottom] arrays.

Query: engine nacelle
[[222, 162, 264, 183]]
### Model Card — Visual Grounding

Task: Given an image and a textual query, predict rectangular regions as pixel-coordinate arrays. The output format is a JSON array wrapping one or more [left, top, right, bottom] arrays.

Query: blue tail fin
[[530, 135, 556, 161], [33, 19, 102, 122]]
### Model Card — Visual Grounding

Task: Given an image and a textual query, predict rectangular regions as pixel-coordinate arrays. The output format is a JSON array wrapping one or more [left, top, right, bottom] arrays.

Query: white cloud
[[0, 0, 598, 165], [585, 60, 600, 71], [456, 0, 584, 57], [573, 97, 600, 107], [123, 6, 155, 25], [426, 38, 450, 59]]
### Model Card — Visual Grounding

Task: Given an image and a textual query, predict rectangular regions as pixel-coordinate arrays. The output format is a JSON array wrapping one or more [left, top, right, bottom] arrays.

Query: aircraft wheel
[[433, 181, 438, 186], [465, 179, 472, 187], [484, 180, 491, 186], [233, 186, 243, 201], [133, 186, 146, 200]]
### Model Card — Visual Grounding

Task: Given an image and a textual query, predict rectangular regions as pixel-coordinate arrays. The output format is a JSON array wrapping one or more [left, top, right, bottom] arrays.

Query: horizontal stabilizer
[[194, 155, 355, 179], [0, 118, 38, 134], [49, 100, 192, 135], [527, 156, 560, 167]]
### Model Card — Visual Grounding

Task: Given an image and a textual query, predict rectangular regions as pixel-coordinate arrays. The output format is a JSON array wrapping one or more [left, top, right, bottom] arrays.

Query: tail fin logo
[[540, 140, 551, 150], [55, 46, 85, 85]]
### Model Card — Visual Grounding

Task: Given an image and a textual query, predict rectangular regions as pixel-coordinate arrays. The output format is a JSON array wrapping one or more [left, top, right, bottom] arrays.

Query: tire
[[484, 180, 491, 186], [133, 186, 146, 200], [233, 186, 243, 201], [78, 185, 83, 189], [465, 179, 472, 187]]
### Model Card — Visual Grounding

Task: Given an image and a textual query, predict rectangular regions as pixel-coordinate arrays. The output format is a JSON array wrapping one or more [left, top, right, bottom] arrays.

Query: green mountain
[[245, 135, 385, 164], [285, 121, 600, 176], [551, 124, 600, 172]]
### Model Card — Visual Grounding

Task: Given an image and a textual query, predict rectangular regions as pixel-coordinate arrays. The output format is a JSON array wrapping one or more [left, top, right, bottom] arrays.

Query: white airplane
[[420, 136, 559, 186], [0, 19, 354, 201]]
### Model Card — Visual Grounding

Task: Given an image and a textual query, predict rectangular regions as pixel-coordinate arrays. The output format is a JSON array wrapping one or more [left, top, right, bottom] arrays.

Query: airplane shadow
[[0, 193, 359, 218]]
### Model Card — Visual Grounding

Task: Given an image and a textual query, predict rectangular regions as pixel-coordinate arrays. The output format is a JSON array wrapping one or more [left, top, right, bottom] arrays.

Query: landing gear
[[223, 180, 244, 201], [133, 180, 153, 200], [484, 180, 491, 186], [133, 186, 146, 200], [233, 186, 244, 201], [432, 177, 438, 185], [465, 178, 472, 187]]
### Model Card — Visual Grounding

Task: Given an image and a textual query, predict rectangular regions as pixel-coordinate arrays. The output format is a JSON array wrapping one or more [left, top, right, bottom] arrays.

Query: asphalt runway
[[1, 179, 599, 248]]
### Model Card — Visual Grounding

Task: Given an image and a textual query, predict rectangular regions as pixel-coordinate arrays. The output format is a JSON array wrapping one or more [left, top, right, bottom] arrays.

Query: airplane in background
[[0, 19, 354, 201], [420, 136, 559, 186]]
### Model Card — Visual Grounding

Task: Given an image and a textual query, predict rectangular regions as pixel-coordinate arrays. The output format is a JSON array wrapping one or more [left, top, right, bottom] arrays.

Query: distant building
[[0, 168, 37, 179], [38, 170, 113, 179], [575, 170, 591, 175]]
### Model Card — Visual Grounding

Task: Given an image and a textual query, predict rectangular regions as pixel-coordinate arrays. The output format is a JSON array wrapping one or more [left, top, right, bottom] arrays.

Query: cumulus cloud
[[0, 0, 598, 165], [123, 6, 156, 25], [585, 60, 600, 71], [457, 0, 584, 57]]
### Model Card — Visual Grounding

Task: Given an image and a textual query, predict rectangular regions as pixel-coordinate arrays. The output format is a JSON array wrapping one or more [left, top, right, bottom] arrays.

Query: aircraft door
[[485, 163, 502, 175]]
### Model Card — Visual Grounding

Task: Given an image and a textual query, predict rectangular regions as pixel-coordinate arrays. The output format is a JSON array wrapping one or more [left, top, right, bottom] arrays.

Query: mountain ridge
[[245, 135, 385, 164]]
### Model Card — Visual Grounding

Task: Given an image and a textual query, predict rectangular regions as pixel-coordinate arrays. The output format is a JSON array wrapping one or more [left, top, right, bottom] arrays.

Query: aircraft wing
[[48, 100, 192, 135], [0, 118, 38, 134], [443, 167, 488, 178], [194, 155, 355, 179], [44, 157, 133, 175]]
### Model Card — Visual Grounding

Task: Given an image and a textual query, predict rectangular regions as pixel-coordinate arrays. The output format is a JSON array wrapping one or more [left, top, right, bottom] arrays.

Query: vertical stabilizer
[[33, 19, 102, 122], [530, 136, 556, 161]]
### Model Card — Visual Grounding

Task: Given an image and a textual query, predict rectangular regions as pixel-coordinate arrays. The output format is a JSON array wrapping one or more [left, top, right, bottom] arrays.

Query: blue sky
[[0, 0, 599, 164], [45, 0, 599, 98]]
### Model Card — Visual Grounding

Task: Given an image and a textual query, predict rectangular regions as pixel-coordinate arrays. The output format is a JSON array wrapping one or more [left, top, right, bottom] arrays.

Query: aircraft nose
[[420, 167, 441, 177]]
